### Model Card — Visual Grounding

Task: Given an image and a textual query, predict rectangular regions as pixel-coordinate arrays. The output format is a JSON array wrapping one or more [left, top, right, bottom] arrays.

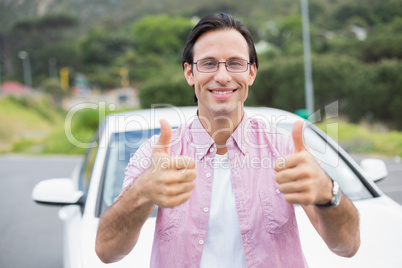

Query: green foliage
[[0, 95, 65, 152], [13, 13, 78, 42], [333, 4, 378, 26], [138, 64, 194, 108], [345, 59, 402, 129], [1, 98, 130, 154], [41, 78, 69, 96], [262, 15, 303, 56], [311, 55, 361, 108], [11, 138, 39, 153], [41, 78, 70, 106], [131, 15, 193, 59], [251, 56, 305, 111], [115, 51, 165, 82], [36, 13, 78, 30], [357, 32, 402, 62], [80, 27, 134, 67], [39, 42, 82, 71], [70, 107, 101, 132], [251, 54, 402, 131], [5, 95, 64, 123], [86, 70, 120, 90]]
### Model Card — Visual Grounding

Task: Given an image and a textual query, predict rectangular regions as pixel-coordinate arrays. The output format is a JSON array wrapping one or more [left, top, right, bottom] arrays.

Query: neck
[[198, 107, 244, 155]]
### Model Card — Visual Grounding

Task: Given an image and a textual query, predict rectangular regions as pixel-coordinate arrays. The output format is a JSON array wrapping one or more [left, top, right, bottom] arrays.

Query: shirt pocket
[[259, 190, 296, 234], [155, 204, 185, 240]]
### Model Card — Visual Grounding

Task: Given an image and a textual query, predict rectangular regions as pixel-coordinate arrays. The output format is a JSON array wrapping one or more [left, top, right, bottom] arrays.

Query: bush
[[251, 54, 402, 129], [311, 55, 361, 108], [41, 78, 70, 106], [138, 64, 194, 108], [357, 33, 402, 62], [345, 59, 402, 129], [251, 54, 361, 112]]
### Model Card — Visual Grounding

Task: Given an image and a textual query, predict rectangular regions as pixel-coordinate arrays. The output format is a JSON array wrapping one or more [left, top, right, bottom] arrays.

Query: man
[[95, 13, 360, 267]]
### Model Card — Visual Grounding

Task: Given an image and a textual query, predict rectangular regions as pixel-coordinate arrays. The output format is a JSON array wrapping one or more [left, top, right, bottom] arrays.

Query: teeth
[[211, 90, 234, 94]]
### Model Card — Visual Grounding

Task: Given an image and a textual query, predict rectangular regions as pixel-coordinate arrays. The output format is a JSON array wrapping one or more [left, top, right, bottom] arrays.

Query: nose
[[214, 62, 232, 85]]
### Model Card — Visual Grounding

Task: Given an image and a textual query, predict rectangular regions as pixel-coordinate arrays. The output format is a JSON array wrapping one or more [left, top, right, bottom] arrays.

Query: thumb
[[154, 119, 172, 155], [292, 120, 306, 152]]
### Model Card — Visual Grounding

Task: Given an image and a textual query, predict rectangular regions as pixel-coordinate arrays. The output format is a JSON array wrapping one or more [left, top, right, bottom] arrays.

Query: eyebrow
[[197, 56, 247, 61]]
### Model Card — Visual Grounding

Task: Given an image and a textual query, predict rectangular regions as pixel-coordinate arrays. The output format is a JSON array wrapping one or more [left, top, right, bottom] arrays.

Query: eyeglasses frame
[[192, 58, 251, 73]]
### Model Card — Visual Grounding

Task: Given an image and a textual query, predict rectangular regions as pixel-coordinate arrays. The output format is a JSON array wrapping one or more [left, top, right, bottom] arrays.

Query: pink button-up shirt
[[124, 113, 307, 268]]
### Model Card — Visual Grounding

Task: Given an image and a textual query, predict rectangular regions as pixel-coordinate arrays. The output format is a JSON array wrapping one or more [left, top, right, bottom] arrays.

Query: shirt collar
[[188, 110, 252, 159]]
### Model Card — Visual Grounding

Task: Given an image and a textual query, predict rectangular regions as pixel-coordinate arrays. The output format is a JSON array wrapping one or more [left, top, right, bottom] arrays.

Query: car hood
[[296, 196, 402, 267]]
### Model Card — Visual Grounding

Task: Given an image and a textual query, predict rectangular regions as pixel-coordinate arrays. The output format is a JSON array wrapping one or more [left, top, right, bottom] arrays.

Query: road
[[0, 154, 401, 267], [0, 154, 82, 268]]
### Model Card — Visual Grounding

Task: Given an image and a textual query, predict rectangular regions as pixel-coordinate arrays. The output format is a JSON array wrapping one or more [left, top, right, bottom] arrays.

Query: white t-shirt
[[199, 153, 247, 268]]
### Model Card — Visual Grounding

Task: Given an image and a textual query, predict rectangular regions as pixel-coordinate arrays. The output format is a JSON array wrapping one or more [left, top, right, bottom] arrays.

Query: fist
[[274, 121, 333, 206], [142, 119, 197, 208]]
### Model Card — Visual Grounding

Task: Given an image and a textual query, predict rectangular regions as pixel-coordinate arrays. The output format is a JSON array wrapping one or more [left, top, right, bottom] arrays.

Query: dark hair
[[182, 13, 258, 102]]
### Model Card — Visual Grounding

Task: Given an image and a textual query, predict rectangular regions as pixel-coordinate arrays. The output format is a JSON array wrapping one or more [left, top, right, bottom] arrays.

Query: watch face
[[332, 181, 341, 206], [315, 181, 341, 209]]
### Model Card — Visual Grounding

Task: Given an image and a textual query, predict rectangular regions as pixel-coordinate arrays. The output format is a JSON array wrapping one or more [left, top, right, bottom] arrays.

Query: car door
[[60, 126, 102, 268]]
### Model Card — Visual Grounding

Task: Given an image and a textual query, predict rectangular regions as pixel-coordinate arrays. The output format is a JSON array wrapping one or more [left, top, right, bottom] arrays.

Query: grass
[[0, 96, 64, 152], [0, 95, 132, 155], [315, 119, 402, 157]]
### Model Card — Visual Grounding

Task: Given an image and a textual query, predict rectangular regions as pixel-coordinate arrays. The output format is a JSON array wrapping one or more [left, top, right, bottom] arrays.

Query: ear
[[248, 63, 257, 86], [184, 62, 194, 86]]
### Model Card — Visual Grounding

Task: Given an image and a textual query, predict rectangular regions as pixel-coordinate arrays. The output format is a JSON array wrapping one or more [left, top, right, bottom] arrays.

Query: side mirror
[[32, 178, 84, 205], [360, 158, 388, 182]]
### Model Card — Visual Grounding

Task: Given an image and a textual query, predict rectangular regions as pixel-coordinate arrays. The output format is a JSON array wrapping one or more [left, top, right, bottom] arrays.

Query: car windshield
[[100, 124, 372, 216]]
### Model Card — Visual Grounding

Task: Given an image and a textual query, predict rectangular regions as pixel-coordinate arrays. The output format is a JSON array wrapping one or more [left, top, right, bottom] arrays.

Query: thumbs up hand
[[274, 121, 333, 206], [140, 119, 197, 208]]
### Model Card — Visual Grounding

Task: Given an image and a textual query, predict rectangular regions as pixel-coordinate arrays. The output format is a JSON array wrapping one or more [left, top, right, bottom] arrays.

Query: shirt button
[[276, 188, 281, 194], [203, 207, 209, 213], [199, 240, 204, 245], [209, 148, 214, 152], [206, 173, 211, 178]]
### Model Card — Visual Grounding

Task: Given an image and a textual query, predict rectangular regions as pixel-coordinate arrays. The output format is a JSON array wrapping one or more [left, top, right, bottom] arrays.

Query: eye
[[201, 60, 217, 67], [227, 60, 243, 67]]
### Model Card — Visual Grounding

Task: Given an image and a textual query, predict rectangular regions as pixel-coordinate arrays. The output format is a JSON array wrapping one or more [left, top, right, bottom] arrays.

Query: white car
[[32, 106, 402, 268]]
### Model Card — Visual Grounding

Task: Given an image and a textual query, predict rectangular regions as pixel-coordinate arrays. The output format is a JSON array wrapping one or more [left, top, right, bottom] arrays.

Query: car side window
[[79, 128, 101, 193]]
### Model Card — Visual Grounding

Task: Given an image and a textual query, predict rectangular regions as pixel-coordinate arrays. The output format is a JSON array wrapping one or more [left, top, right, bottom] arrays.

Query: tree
[[131, 15, 193, 60], [0, 13, 78, 82], [80, 26, 134, 67]]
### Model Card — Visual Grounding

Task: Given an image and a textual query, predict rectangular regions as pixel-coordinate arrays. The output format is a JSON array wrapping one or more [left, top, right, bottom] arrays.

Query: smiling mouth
[[210, 90, 236, 95]]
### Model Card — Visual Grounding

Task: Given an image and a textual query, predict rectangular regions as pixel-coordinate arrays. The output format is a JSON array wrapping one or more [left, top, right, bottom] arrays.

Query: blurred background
[[0, 0, 401, 156]]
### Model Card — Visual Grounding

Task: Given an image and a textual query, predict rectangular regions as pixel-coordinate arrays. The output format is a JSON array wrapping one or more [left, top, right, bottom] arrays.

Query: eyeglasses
[[193, 58, 250, 73]]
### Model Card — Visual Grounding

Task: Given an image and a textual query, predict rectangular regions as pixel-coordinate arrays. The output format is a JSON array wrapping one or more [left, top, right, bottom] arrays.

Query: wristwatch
[[315, 180, 342, 209]]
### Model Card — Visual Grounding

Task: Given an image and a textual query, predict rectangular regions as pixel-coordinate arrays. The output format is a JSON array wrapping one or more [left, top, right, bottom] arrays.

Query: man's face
[[184, 29, 257, 120]]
